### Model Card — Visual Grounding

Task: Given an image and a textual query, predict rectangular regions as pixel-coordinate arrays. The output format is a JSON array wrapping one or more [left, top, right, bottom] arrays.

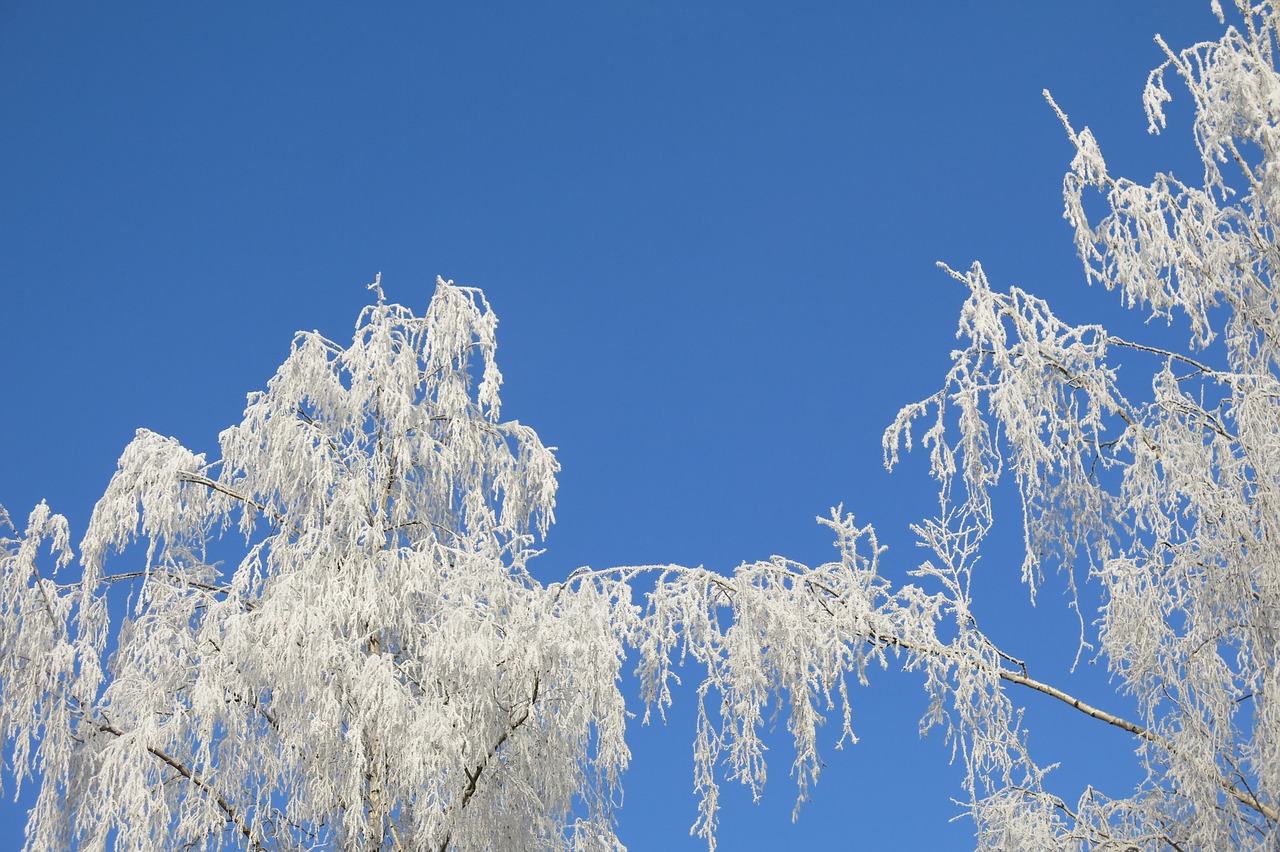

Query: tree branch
[[178, 473, 301, 537], [998, 669, 1279, 824], [435, 672, 541, 852], [92, 719, 269, 850]]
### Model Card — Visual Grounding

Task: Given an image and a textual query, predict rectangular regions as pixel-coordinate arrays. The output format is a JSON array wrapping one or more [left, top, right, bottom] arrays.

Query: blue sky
[[0, 2, 1227, 848]]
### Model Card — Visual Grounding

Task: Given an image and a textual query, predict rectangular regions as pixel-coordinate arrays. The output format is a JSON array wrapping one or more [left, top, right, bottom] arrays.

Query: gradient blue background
[[0, 2, 1226, 848]]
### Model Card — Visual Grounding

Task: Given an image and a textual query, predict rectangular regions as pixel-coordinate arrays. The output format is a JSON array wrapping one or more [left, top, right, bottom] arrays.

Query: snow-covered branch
[[7, 3, 1280, 849]]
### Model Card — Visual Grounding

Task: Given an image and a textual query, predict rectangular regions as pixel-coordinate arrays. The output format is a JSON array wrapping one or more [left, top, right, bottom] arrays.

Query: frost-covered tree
[[876, 0, 1280, 845], [0, 275, 910, 850], [2, 280, 607, 851], [7, 1, 1280, 849]]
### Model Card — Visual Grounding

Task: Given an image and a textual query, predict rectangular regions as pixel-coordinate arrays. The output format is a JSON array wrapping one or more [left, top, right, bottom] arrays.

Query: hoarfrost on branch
[[0, 278, 923, 850], [6, 1, 1280, 849]]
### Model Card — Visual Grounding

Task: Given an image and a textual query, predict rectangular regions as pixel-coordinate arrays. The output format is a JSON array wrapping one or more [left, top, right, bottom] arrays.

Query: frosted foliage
[[9, 3, 1280, 850], [1, 277, 939, 851], [882, 1, 1280, 847], [0, 278, 626, 852]]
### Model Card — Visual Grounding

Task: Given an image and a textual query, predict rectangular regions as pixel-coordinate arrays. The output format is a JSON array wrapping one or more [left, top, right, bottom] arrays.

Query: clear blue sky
[[0, 2, 1226, 848]]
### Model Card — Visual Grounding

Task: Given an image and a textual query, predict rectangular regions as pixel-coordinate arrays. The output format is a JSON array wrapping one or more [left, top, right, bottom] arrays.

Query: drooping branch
[[92, 719, 269, 851]]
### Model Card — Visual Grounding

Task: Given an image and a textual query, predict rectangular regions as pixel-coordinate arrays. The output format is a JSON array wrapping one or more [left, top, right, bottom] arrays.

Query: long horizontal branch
[[997, 669, 1157, 742], [548, 561, 1280, 828], [641, 561, 1280, 826], [998, 668, 1279, 824]]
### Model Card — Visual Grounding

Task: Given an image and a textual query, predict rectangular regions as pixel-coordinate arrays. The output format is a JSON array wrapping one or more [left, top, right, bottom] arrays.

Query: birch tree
[[875, 0, 1280, 845], [0, 275, 912, 850], [5, 1, 1280, 849]]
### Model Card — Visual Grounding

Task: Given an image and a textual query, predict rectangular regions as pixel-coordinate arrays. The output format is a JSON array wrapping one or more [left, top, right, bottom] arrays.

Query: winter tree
[[0, 273, 882, 850], [4, 0, 1280, 849], [875, 0, 1280, 844]]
